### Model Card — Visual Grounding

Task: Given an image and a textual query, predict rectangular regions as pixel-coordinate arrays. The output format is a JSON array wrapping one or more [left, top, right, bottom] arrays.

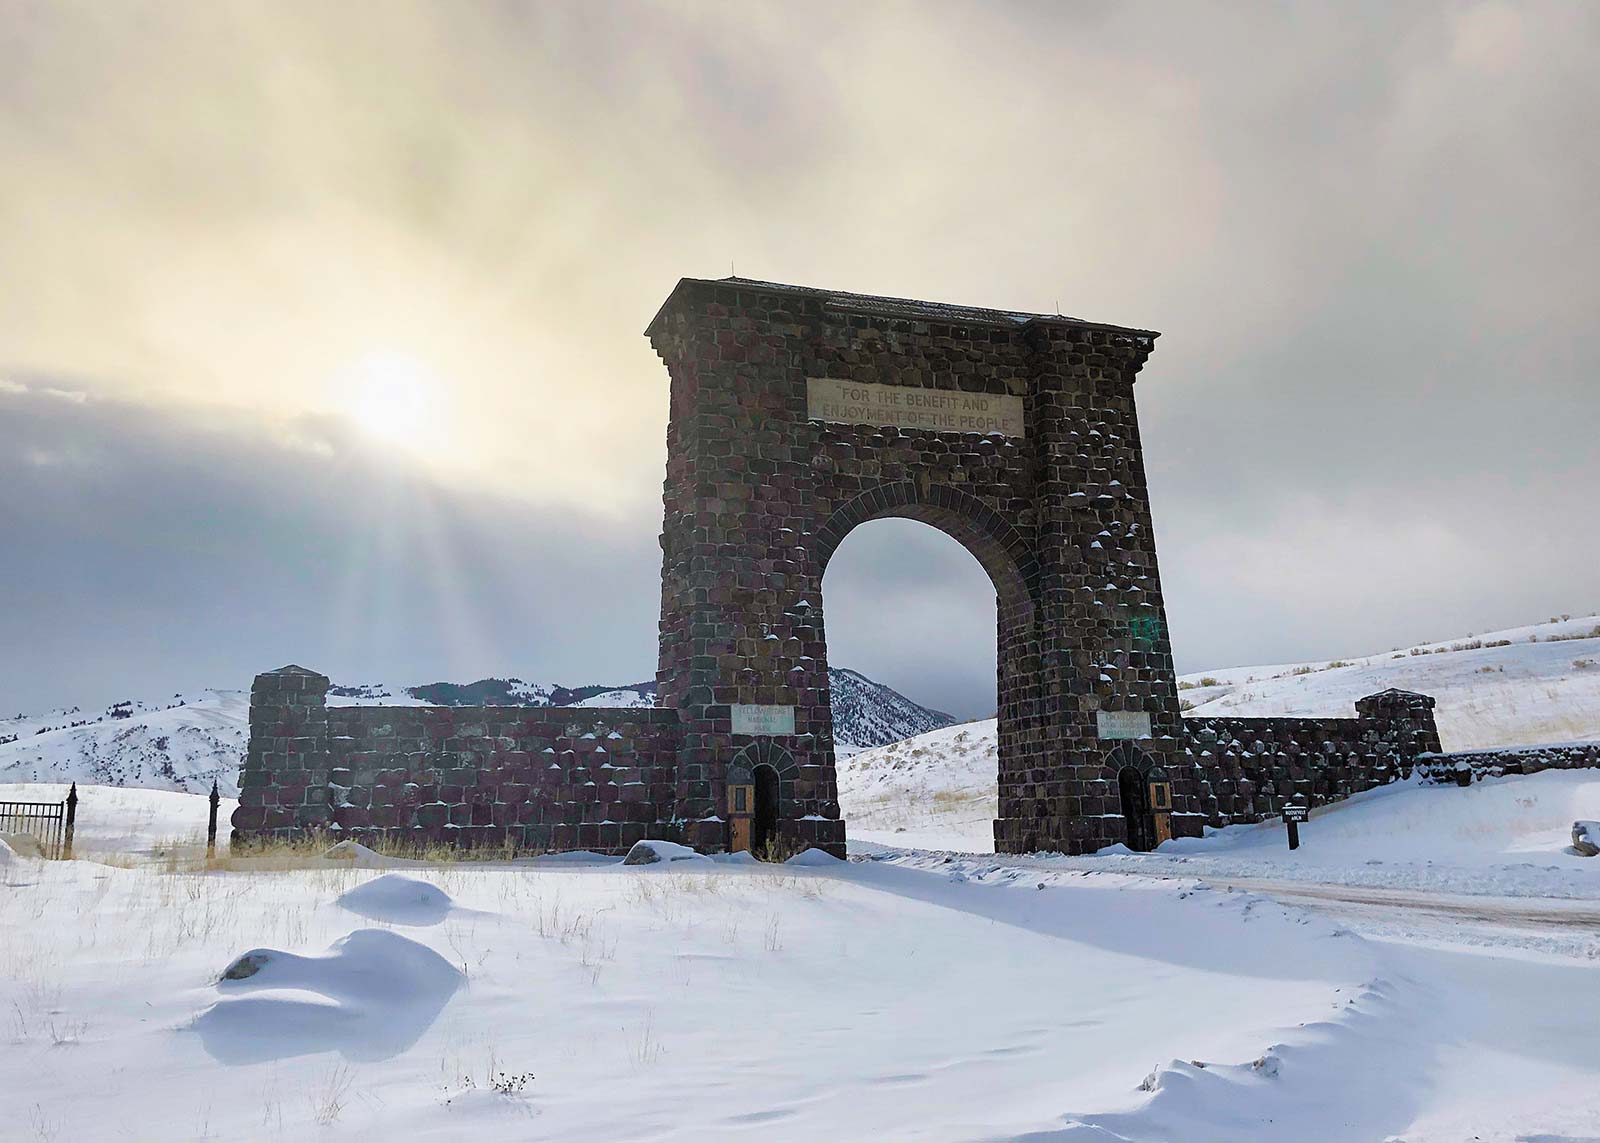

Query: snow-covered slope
[[327, 678, 659, 709], [0, 668, 950, 797], [0, 691, 246, 795], [842, 614, 1600, 850], [838, 721, 999, 850], [1179, 613, 1600, 749]]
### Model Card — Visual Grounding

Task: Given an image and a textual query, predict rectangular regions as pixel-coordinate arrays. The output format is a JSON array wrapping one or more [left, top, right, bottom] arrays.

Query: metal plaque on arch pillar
[[807, 377, 1025, 438], [731, 704, 796, 736], [1096, 709, 1152, 740]]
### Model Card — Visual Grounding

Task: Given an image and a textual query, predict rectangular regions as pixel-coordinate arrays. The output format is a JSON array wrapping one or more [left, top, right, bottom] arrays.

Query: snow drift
[[195, 928, 463, 1064], [336, 874, 455, 925]]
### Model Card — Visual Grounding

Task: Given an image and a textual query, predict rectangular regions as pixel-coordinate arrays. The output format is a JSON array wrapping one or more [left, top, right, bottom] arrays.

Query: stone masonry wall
[[1181, 689, 1444, 826], [234, 665, 681, 854], [1416, 740, 1600, 785]]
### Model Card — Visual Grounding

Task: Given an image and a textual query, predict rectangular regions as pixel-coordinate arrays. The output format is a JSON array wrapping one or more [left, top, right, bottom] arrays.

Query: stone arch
[[729, 740, 798, 816], [1102, 741, 1165, 780], [649, 276, 1187, 857]]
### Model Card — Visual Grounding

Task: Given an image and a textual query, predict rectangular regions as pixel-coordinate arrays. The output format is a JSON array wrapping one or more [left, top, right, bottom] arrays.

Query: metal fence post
[[63, 783, 77, 860], [207, 780, 220, 859]]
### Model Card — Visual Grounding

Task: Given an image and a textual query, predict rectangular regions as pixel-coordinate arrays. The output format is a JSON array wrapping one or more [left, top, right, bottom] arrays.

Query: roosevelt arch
[[647, 276, 1192, 858]]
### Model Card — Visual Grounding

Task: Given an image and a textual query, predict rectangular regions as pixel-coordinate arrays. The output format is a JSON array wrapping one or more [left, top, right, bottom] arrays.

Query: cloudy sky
[[2, 1, 1596, 717]]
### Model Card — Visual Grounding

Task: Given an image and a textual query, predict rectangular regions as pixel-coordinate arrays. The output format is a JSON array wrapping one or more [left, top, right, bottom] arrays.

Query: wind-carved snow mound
[[786, 847, 843, 866], [323, 839, 385, 864], [0, 837, 17, 864], [622, 839, 708, 866], [336, 874, 455, 926], [1007, 978, 1413, 1143], [195, 928, 462, 1063]]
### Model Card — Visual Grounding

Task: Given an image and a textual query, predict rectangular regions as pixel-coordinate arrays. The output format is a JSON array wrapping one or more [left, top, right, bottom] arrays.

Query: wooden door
[[727, 783, 754, 853]]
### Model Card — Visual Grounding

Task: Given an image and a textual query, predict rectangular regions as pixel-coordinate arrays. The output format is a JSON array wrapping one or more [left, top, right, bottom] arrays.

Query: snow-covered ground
[[861, 768, 1600, 960], [842, 614, 1600, 851], [4, 781, 1600, 1141], [0, 781, 236, 857]]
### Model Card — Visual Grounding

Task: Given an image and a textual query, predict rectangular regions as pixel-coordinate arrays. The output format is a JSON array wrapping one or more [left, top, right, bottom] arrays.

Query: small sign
[[1282, 804, 1310, 823], [1096, 710, 1152, 740], [730, 704, 795, 736]]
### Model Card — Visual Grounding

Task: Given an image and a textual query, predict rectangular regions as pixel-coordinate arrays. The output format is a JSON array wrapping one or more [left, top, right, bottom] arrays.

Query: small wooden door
[[1148, 779, 1173, 846], [728, 783, 754, 853]]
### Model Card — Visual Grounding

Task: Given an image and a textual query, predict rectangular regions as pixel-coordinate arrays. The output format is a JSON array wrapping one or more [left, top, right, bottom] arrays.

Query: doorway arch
[[1118, 766, 1154, 852], [726, 741, 798, 859], [1109, 742, 1167, 852]]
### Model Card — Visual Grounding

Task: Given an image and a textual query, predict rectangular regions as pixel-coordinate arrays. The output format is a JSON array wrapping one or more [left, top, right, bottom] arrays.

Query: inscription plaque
[[731, 704, 796, 736], [807, 377, 1025, 438], [1096, 710, 1152, 740]]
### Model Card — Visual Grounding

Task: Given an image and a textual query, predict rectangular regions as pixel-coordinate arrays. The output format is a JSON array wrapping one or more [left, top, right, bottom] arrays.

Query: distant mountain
[[828, 668, 958, 753], [0, 668, 953, 797], [327, 679, 657, 709]]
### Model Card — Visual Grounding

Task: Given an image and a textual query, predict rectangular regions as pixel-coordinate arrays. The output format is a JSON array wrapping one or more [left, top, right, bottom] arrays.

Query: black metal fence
[[0, 783, 77, 859]]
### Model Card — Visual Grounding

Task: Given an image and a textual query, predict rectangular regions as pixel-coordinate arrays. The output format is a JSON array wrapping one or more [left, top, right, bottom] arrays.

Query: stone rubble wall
[[1415, 740, 1600, 785]]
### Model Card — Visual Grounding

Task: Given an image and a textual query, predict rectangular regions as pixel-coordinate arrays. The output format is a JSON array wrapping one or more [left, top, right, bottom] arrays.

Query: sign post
[[207, 780, 220, 859], [1282, 800, 1309, 850]]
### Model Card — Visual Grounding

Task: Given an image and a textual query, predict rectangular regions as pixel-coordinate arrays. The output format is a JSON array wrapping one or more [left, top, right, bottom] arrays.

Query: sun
[[343, 352, 436, 447]]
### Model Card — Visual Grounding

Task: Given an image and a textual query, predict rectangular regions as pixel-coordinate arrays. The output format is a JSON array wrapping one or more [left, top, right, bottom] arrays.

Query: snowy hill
[[843, 613, 1600, 850], [1177, 613, 1600, 748], [0, 667, 951, 797], [326, 678, 659, 709], [6, 613, 1594, 814], [0, 690, 247, 795]]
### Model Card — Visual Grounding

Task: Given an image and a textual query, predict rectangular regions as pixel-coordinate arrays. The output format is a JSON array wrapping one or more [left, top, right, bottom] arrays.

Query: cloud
[[0, 1, 1596, 712], [0, 386, 663, 711]]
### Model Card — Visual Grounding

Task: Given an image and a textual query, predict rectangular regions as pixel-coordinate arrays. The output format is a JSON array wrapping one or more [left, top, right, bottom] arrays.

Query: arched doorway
[[727, 741, 798, 859], [752, 764, 780, 858], [1118, 766, 1154, 851]]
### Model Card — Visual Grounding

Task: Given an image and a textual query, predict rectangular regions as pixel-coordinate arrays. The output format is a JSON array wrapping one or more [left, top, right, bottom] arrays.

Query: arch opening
[[752, 763, 780, 858], [820, 493, 1036, 855], [1118, 766, 1155, 852]]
